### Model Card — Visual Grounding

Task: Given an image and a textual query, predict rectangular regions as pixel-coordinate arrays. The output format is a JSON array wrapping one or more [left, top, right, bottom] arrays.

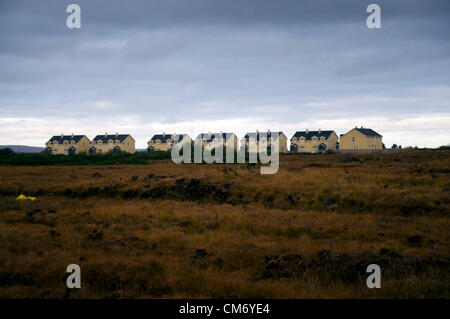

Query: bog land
[[0, 150, 448, 298]]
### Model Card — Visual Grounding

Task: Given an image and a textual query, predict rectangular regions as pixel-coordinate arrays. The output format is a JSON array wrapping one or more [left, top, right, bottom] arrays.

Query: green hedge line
[[0, 150, 171, 166]]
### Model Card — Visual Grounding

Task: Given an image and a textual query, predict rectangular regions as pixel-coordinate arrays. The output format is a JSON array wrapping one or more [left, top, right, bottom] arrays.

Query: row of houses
[[45, 127, 382, 155]]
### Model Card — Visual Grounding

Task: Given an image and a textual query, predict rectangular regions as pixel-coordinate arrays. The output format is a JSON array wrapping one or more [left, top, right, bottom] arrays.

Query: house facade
[[195, 132, 238, 151], [339, 127, 382, 150], [290, 129, 339, 153], [147, 133, 192, 152], [241, 130, 288, 153], [89, 133, 135, 154], [45, 134, 90, 155]]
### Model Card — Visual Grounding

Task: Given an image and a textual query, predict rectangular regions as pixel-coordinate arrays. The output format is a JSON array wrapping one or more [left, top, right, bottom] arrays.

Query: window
[[352, 137, 355, 142], [98, 149, 103, 154], [354, 146, 358, 150], [300, 139, 304, 144], [300, 146, 305, 152]]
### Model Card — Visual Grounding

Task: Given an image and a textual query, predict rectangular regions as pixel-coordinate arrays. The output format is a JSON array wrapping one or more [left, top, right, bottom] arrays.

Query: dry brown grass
[[0, 150, 449, 298]]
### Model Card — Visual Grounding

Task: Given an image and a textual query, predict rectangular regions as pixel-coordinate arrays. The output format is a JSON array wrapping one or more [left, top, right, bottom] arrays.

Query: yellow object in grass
[[16, 194, 37, 201]]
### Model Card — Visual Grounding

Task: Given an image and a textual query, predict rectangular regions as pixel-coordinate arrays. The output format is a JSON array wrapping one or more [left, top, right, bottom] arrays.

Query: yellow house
[[241, 130, 288, 153], [89, 133, 135, 154], [339, 126, 382, 150], [195, 132, 238, 151], [45, 134, 90, 155], [147, 133, 192, 152], [290, 129, 339, 153]]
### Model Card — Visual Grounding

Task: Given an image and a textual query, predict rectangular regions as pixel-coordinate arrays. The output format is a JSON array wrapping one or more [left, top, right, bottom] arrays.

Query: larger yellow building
[[89, 133, 135, 154], [241, 130, 288, 153], [339, 127, 382, 150], [45, 134, 90, 155], [290, 129, 339, 153]]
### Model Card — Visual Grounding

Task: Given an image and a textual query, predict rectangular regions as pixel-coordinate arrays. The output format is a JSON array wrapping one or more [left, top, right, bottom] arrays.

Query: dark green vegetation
[[0, 150, 171, 166]]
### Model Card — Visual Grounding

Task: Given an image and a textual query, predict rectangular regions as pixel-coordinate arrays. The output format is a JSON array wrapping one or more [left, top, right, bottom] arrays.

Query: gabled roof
[[243, 131, 285, 141], [93, 134, 133, 143], [291, 130, 335, 140], [149, 134, 187, 143], [196, 133, 235, 142], [48, 135, 87, 143], [355, 128, 382, 137]]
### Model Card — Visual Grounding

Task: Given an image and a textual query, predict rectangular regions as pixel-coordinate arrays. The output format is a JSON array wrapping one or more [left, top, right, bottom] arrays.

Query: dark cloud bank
[[0, 0, 449, 147]]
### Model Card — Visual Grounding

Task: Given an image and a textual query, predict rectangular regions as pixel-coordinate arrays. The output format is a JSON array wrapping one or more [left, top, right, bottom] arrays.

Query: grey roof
[[355, 128, 382, 137], [196, 133, 235, 142], [93, 134, 133, 143], [149, 134, 186, 143], [291, 130, 335, 140], [243, 131, 284, 141], [48, 135, 87, 143]]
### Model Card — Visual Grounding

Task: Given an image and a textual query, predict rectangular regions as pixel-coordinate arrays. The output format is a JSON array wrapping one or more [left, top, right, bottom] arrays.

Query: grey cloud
[[0, 0, 449, 148]]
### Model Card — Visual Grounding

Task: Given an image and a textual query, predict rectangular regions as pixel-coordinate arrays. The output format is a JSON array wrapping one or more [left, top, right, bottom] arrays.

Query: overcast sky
[[0, 0, 449, 148]]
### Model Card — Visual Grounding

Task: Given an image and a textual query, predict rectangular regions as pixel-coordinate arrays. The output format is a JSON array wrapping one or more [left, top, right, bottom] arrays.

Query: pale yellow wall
[[241, 133, 288, 153], [202, 134, 238, 151], [290, 131, 338, 153], [90, 135, 135, 154], [148, 135, 192, 151], [45, 136, 90, 155], [340, 128, 382, 150]]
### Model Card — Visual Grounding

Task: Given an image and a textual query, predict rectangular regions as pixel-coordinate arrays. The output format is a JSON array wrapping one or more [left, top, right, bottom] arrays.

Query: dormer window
[[98, 140, 103, 145], [53, 141, 58, 145]]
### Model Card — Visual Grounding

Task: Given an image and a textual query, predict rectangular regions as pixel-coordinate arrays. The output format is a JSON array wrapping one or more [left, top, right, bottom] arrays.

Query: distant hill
[[0, 145, 44, 153]]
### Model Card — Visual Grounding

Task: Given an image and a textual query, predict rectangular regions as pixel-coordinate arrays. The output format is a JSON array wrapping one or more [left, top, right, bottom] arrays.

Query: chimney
[[61, 133, 64, 138], [267, 129, 271, 134], [355, 125, 357, 128], [116, 132, 118, 138], [105, 132, 108, 137], [71, 133, 74, 138], [163, 132, 165, 137], [306, 129, 309, 134], [361, 125, 363, 129], [256, 129, 259, 134], [318, 128, 321, 134]]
